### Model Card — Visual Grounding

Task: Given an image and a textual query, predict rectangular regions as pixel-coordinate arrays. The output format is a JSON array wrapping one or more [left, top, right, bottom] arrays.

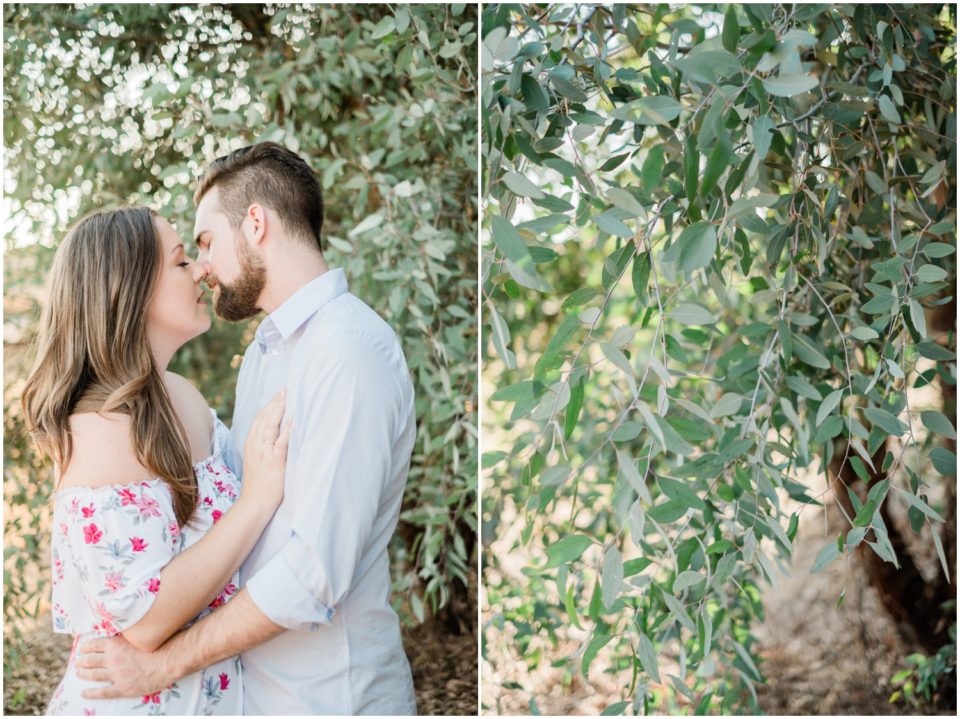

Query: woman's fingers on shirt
[[253, 389, 287, 440], [275, 419, 293, 454]]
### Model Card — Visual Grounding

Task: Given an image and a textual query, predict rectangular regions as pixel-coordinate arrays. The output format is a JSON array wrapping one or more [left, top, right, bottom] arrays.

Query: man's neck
[[258, 251, 330, 315]]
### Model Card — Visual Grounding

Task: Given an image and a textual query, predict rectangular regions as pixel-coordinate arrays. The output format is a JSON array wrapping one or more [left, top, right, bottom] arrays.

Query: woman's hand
[[240, 389, 292, 511]]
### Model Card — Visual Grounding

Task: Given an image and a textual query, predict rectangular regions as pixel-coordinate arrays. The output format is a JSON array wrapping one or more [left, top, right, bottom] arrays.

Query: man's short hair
[[194, 141, 324, 253]]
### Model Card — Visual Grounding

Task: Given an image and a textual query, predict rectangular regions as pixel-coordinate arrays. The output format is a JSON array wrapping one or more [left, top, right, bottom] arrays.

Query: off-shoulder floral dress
[[46, 411, 243, 715]]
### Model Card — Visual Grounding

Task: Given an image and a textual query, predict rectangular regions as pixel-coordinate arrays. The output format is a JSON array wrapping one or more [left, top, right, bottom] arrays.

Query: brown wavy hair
[[21, 206, 198, 526]]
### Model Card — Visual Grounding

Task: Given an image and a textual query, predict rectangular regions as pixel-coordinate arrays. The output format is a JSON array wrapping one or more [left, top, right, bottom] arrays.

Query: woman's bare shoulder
[[58, 413, 154, 491]]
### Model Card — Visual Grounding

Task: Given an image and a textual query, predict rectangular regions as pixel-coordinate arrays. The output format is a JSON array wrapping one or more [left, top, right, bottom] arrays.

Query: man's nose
[[192, 261, 210, 284]]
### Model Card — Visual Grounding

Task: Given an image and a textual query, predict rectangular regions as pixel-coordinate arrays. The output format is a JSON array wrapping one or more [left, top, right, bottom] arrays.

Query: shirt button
[[270, 348, 280, 356]]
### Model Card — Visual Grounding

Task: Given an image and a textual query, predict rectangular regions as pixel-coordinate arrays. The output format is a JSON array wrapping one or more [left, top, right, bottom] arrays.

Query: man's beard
[[214, 236, 266, 322]]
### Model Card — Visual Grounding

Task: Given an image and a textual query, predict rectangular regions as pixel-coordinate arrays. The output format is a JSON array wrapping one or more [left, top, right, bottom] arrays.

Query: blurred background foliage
[[3, 1, 477, 699], [481, 3, 955, 715]]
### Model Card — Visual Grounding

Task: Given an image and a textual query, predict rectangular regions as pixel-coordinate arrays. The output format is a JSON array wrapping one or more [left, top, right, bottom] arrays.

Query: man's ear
[[246, 203, 267, 246]]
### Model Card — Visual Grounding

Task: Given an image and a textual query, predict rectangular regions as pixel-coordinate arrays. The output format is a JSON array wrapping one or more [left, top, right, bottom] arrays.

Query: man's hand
[[75, 635, 178, 700]]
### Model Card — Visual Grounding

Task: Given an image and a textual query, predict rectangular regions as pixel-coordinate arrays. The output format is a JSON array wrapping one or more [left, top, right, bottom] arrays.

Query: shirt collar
[[254, 268, 348, 353]]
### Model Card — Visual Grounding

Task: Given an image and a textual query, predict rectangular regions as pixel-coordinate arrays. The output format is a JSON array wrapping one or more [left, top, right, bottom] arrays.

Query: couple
[[21, 142, 418, 715]]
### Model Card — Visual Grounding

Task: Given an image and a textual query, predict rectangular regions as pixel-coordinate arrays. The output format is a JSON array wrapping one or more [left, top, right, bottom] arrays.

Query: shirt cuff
[[245, 548, 335, 632]]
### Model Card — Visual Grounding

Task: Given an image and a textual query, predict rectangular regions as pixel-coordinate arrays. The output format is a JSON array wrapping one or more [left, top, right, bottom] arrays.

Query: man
[[76, 142, 418, 715]]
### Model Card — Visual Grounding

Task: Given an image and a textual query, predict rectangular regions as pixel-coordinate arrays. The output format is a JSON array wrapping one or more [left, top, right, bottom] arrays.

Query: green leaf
[[581, 634, 613, 678], [670, 303, 717, 325], [521, 73, 549, 113], [637, 633, 661, 683], [609, 95, 683, 125], [601, 546, 624, 610], [915, 264, 948, 283], [930, 448, 957, 476], [850, 325, 880, 341], [722, 5, 740, 52], [921, 410, 956, 440], [617, 449, 652, 504], [791, 332, 830, 369], [491, 380, 544, 402], [642, 145, 666, 191], [813, 415, 844, 444], [503, 171, 544, 199], [814, 388, 843, 427], [543, 534, 593, 569], [908, 300, 927, 338], [606, 188, 646, 217], [564, 378, 585, 439], [917, 342, 956, 361], [762, 73, 818, 97], [877, 94, 901, 123], [600, 701, 630, 716], [659, 477, 707, 511], [853, 499, 877, 527], [540, 465, 571, 487], [673, 570, 705, 593], [551, 76, 588, 102], [490, 216, 552, 292], [675, 222, 717, 274], [647, 499, 688, 523], [595, 211, 634, 238], [931, 524, 951, 583], [811, 540, 841, 573], [863, 407, 908, 436], [699, 141, 730, 198], [660, 587, 696, 632], [751, 114, 776, 160], [897, 489, 944, 522], [711, 392, 744, 419]]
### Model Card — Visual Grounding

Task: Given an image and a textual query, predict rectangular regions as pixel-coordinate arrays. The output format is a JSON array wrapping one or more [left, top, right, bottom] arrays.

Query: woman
[[21, 206, 291, 714]]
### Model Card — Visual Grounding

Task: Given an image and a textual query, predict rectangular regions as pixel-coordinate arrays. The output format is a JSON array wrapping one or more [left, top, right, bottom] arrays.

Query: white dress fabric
[[46, 411, 244, 715]]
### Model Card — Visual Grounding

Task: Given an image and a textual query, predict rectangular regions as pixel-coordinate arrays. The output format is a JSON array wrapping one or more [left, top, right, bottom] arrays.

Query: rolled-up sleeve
[[244, 329, 401, 631]]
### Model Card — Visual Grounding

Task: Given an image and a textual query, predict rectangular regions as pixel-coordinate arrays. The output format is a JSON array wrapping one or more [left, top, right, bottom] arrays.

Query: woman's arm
[[120, 390, 290, 652]]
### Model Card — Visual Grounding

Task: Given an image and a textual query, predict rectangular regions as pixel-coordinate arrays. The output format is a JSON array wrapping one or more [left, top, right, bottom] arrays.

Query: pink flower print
[[141, 691, 161, 705], [137, 495, 161, 518], [214, 480, 226, 494], [81, 503, 95, 518], [67, 497, 80, 515], [94, 601, 116, 621], [95, 618, 117, 636], [130, 536, 148, 552], [83, 523, 103, 544], [53, 556, 64, 582], [223, 582, 237, 596], [209, 596, 225, 609], [103, 571, 124, 593], [203, 496, 213, 506], [83, 709, 96, 715], [117, 488, 138, 506], [147, 577, 161, 593], [169, 521, 181, 538], [212, 509, 223, 524], [59, 522, 69, 538], [219, 673, 230, 691]]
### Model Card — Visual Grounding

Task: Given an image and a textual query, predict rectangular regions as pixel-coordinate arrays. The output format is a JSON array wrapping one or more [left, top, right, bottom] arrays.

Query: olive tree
[[482, 3, 955, 713]]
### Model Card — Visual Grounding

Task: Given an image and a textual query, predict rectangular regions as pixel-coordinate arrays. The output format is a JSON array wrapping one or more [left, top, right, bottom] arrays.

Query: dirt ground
[[3, 611, 477, 716]]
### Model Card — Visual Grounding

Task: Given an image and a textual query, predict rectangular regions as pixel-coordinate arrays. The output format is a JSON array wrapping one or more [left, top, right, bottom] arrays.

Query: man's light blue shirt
[[225, 268, 417, 715]]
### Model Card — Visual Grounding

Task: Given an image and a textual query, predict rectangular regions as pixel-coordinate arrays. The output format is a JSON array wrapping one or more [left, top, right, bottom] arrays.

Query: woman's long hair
[[21, 206, 198, 527]]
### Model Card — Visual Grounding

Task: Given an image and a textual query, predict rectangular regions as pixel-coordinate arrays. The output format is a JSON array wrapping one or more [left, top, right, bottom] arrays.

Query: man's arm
[[76, 589, 283, 699]]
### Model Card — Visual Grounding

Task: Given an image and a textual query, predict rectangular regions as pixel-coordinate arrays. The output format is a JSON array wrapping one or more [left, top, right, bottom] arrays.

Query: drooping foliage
[[482, 4, 955, 713]]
